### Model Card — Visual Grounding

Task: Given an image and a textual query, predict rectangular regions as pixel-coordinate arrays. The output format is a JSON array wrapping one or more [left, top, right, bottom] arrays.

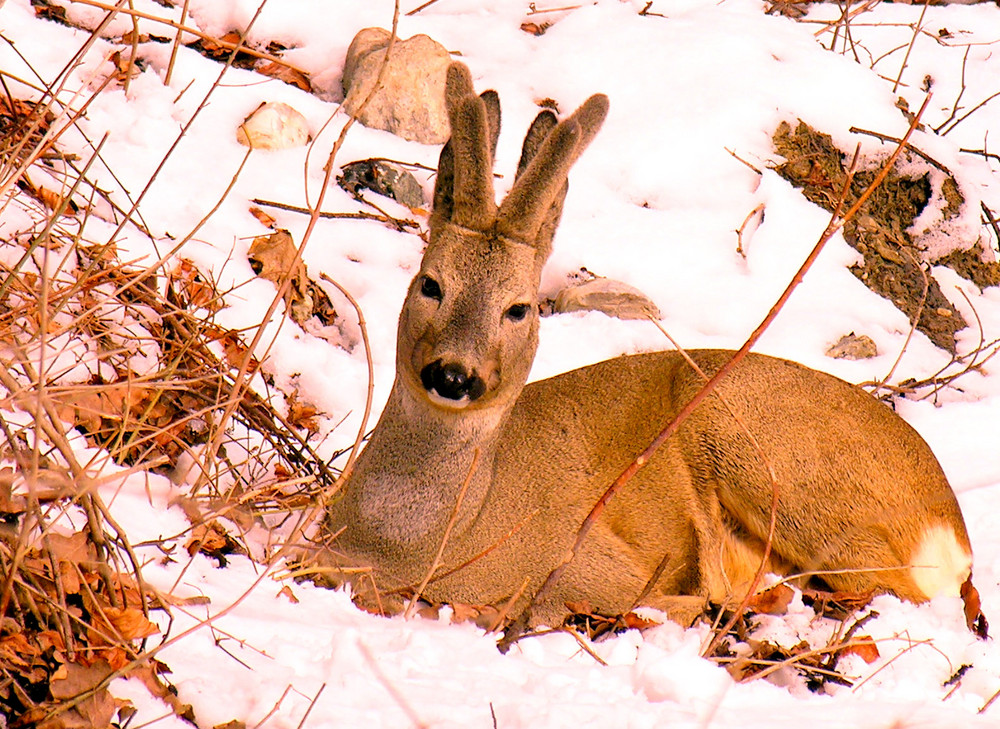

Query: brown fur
[[322, 63, 972, 628]]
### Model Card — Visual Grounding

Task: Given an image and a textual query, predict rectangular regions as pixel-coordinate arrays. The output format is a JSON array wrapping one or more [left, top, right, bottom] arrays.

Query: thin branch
[[67, 0, 309, 76], [499, 94, 932, 654], [164, 0, 192, 86], [253, 197, 420, 231], [891, 0, 930, 94]]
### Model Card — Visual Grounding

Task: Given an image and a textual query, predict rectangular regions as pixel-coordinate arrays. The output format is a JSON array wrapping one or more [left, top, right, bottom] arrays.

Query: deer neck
[[338, 380, 510, 561]]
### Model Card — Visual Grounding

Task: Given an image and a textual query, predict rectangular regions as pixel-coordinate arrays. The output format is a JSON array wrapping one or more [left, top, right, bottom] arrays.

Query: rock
[[553, 278, 661, 321], [341, 28, 451, 144], [826, 333, 878, 360], [236, 102, 310, 150], [339, 159, 424, 208]]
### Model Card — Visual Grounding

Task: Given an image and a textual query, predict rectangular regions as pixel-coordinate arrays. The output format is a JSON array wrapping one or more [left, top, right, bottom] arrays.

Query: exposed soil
[[771, 120, 992, 352]]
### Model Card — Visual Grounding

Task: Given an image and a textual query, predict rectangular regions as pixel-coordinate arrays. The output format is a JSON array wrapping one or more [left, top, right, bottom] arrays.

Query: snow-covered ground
[[2, 0, 1000, 726]]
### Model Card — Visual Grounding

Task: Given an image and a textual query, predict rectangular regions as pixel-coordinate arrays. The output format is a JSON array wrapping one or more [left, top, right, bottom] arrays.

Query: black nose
[[421, 361, 486, 401]]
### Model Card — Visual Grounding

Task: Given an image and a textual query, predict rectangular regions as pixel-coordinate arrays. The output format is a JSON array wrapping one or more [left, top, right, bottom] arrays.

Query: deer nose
[[421, 361, 486, 402]]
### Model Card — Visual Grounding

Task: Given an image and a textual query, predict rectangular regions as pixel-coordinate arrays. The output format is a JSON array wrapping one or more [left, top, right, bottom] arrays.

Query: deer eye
[[419, 276, 442, 301], [505, 303, 531, 322]]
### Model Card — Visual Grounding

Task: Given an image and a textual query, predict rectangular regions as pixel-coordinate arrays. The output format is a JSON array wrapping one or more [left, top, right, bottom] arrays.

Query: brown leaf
[[186, 521, 229, 555], [48, 661, 116, 728], [747, 583, 795, 615], [128, 662, 196, 723], [48, 531, 95, 565], [248, 229, 301, 283], [287, 397, 319, 434], [0, 467, 26, 516], [185, 521, 245, 566], [196, 30, 244, 58], [101, 646, 130, 672], [622, 612, 662, 630], [255, 60, 312, 92], [0, 632, 39, 668], [276, 585, 299, 604], [448, 602, 480, 624], [961, 575, 989, 639], [520, 22, 548, 35], [564, 600, 593, 616], [57, 559, 82, 595], [249, 206, 276, 228], [120, 29, 150, 44], [839, 636, 880, 664], [169, 258, 218, 310], [104, 607, 160, 641]]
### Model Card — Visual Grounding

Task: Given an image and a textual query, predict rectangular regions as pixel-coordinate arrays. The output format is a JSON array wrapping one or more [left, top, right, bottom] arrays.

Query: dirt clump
[[771, 120, 999, 353]]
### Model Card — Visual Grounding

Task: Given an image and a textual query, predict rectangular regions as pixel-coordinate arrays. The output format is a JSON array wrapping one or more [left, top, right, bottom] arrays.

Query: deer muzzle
[[421, 360, 487, 404]]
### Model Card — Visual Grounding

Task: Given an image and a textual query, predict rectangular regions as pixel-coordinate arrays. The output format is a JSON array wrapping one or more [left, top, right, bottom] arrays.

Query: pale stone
[[826, 333, 878, 360], [236, 102, 310, 150], [341, 28, 451, 144], [554, 278, 662, 321]]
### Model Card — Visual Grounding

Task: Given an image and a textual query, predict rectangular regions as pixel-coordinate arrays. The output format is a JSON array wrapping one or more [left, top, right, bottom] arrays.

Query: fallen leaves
[[562, 600, 663, 641], [255, 60, 312, 92], [185, 31, 313, 91], [0, 527, 172, 727], [745, 583, 795, 615], [185, 520, 247, 567], [247, 230, 338, 328]]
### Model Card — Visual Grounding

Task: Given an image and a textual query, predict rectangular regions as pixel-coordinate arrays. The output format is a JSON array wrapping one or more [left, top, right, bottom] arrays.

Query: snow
[[2, 0, 1000, 726]]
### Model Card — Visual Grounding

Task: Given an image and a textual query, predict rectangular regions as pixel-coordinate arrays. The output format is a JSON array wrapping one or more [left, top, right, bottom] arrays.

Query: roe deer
[[322, 62, 981, 632]]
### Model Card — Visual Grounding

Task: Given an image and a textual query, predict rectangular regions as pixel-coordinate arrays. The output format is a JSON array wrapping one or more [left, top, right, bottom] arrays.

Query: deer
[[321, 61, 983, 635]]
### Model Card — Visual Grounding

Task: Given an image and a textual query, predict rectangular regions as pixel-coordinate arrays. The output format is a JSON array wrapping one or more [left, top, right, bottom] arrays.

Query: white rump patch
[[909, 525, 973, 599]]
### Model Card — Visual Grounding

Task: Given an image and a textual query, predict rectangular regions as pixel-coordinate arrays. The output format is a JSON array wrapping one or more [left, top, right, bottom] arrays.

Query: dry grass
[[0, 3, 366, 724]]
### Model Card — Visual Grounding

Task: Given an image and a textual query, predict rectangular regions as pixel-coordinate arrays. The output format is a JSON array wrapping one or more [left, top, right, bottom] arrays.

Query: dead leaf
[[129, 662, 196, 723], [621, 612, 662, 630], [448, 603, 480, 624], [186, 521, 230, 555], [120, 29, 150, 44], [195, 30, 244, 59], [248, 230, 301, 283], [255, 60, 312, 92], [247, 230, 337, 327], [48, 531, 95, 565], [276, 585, 299, 604], [48, 661, 116, 729], [287, 394, 319, 434], [249, 206, 276, 228], [0, 468, 26, 517], [104, 607, 160, 641], [747, 583, 795, 615], [185, 521, 245, 566], [839, 636, 880, 664], [961, 575, 989, 639], [211, 328, 258, 373], [169, 258, 219, 310], [520, 21, 548, 35]]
